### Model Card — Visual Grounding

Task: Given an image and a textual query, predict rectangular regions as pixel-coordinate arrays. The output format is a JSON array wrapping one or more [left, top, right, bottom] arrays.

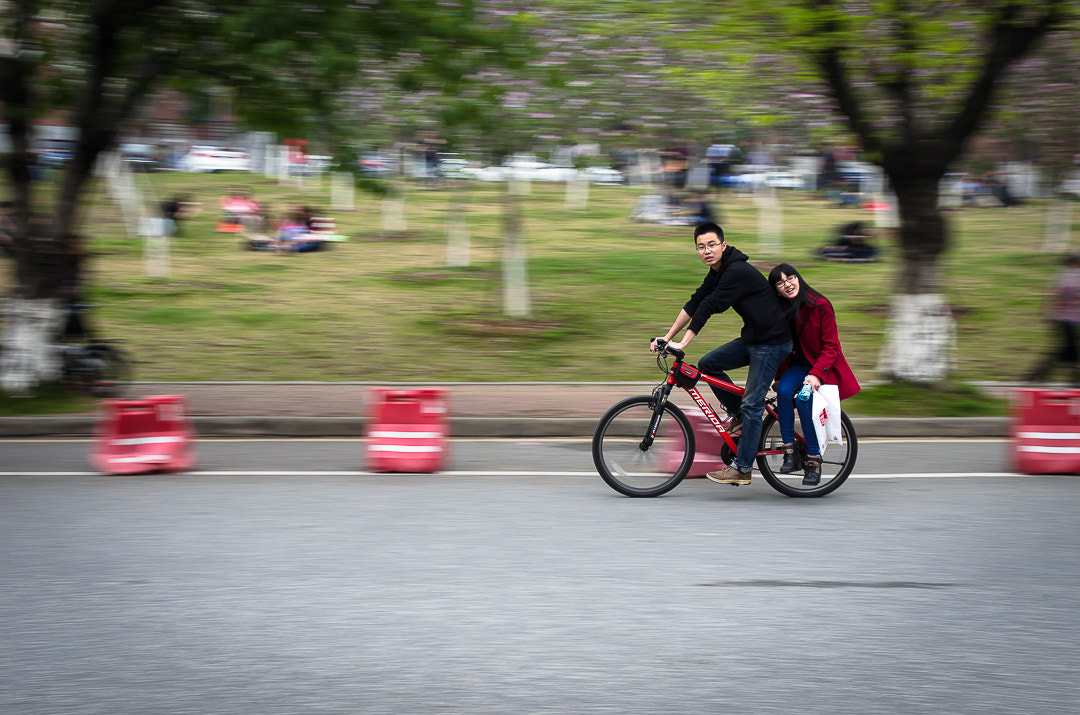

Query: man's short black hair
[[694, 222, 724, 242]]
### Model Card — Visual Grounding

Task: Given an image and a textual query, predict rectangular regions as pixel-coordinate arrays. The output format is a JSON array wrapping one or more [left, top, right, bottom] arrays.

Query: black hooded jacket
[[682, 245, 790, 346]]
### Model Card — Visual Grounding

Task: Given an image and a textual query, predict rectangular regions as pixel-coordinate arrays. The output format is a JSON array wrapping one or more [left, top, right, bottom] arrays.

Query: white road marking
[[0, 437, 1012, 444], [0, 470, 1055, 479]]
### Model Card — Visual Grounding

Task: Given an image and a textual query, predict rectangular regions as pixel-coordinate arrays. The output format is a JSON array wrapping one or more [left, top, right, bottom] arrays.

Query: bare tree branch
[[944, 1, 1069, 163]]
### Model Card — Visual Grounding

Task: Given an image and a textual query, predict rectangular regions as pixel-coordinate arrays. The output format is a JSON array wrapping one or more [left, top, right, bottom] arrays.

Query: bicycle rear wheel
[[592, 395, 695, 497], [756, 412, 858, 497], [76, 343, 133, 398]]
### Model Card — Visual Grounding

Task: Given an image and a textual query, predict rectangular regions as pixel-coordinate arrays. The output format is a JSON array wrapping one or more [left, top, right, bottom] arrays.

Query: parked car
[[35, 139, 75, 169], [358, 152, 397, 177], [836, 160, 880, 191], [435, 154, 472, 179], [729, 169, 807, 191], [1060, 170, 1080, 199], [582, 166, 625, 185], [119, 143, 162, 172], [460, 160, 625, 185], [181, 146, 252, 173], [288, 154, 333, 176]]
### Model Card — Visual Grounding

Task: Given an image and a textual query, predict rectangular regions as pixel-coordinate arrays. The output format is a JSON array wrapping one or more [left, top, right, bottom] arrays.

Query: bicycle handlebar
[[653, 339, 684, 361]]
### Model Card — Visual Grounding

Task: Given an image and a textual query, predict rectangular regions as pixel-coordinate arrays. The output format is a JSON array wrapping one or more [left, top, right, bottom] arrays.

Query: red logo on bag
[[819, 408, 828, 426]]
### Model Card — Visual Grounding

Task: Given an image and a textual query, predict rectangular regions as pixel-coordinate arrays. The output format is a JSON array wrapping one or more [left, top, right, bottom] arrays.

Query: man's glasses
[[697, 242, 723, 252], [776, 276, 798, 288]]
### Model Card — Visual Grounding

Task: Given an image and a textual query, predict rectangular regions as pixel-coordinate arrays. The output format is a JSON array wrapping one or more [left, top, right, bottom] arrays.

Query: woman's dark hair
[[768, 263, 830, 319]]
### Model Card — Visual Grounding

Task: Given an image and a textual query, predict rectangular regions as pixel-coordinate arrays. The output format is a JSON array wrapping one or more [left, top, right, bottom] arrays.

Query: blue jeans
[[698, 339, 793, 472], [776, 358, 819, 457]]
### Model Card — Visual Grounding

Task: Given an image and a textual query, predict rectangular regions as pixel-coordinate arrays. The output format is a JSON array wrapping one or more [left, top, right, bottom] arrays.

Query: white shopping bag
[[810, 384, 844, 455]]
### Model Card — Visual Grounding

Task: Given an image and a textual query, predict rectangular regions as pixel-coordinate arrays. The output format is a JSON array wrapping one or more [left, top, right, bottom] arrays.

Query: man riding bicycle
[[650, 222, 791, 485]]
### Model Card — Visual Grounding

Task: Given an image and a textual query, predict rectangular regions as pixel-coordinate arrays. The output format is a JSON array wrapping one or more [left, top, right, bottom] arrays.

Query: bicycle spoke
[[756, 412, 858, 497], [593, 396, 692, 497]]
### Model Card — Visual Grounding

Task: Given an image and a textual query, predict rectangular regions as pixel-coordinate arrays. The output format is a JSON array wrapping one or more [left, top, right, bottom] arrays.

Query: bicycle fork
[[640, 382, 673, 451]]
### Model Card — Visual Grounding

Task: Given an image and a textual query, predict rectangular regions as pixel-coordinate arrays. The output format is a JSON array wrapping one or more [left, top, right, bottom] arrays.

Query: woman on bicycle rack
[[768, 263, 861, 486], [650, 222, 791, 486]]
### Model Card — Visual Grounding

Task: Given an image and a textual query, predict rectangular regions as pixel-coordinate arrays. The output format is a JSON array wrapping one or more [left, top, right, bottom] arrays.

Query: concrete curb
[[0, 415, 1010, 438]]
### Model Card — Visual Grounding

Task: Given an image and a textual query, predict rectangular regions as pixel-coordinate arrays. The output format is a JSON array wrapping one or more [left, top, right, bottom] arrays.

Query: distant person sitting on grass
[[245, 201, 278, 251], [684, 192, 717, 226], [820, 221, 878, 262], [273, 206, 323, 253]]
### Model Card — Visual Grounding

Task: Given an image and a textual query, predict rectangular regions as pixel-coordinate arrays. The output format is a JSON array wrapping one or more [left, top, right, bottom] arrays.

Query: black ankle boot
[[802, 455, 822, 486], [779, 443, 800, 474]]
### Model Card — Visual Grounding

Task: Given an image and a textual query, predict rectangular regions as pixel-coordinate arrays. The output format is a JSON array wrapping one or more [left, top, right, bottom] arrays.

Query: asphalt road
[[2, 438, 1079, 713], [0, 435, 1012, 474]]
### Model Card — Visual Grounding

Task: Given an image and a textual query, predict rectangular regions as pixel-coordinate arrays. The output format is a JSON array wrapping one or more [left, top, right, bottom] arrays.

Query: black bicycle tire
[[757, 411, 858, 498], [592, 395, 695, 498], [80, 344, 133, 398]]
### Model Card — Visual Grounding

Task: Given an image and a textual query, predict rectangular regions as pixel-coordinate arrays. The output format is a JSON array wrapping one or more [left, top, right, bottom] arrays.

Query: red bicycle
[[592, 341, 857, 498]]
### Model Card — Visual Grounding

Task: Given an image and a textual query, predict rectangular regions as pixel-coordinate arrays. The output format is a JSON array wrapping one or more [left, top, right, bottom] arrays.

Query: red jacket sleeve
[[805, 299, 843, 382]]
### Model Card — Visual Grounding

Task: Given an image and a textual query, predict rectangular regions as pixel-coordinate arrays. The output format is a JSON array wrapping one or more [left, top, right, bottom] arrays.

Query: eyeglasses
[[776, 276, 799, 288], [697, 241, 723, 252]]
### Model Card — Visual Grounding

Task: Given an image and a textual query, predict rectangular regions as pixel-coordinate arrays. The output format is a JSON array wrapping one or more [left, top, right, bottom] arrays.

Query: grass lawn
[[1, 169, 1074, 416]]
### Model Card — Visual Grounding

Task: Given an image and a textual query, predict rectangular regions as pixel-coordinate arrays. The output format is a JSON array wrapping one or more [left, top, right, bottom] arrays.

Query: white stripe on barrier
[[112, 455, 170, 462], [368, 431, 443, 439], [1016, 432, 1080, 440], [1017, 445, 1080, 454], [110, 436, 185, 446], [368, 445, 443, 453]]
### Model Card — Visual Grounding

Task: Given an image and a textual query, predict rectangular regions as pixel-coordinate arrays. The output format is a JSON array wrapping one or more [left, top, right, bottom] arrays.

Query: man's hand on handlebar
[[651, 337, 685, 354]]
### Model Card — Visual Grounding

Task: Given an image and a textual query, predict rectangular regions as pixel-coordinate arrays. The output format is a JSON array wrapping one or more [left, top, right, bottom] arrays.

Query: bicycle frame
[[660, 356, 785, 458]]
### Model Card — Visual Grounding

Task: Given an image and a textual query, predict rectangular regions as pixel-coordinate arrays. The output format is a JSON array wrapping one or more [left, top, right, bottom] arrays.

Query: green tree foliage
[[0, 0, 520, 297], [686, 0, 1075, 292]]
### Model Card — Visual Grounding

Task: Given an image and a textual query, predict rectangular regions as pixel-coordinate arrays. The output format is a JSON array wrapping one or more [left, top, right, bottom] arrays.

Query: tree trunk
[[892, 177, 948, 294], [876, 174, 956, 381]]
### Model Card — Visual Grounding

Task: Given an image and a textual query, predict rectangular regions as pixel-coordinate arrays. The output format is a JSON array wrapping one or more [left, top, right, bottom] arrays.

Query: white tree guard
[[446, 212, 470, 267], [873, 192, 900, 229], [1043, 199, 1073, 254], [101, 152, 142, 239], [565, 170, 589, 210], [102, 151, 168, 277], [502, 206, 531, 317], [382, 196, 406, 232], [877, 294, 956, 382], [509, 176, 531, 197], [331, 172, 355, 212], [1, 298, 65, 395], [755, 184, 782, 256]]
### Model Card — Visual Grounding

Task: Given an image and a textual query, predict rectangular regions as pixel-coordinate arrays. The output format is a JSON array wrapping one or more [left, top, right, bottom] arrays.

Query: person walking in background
[[1026, 253, 1080, 385], [705, 140, 734, 190], [768, 263, 861, 485], [651, 222, 791, 485], [0, 201, 14, 257]]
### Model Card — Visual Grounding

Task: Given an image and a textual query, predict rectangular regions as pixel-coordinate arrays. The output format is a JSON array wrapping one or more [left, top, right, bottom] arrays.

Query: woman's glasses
[[776, 276, 799, 288]]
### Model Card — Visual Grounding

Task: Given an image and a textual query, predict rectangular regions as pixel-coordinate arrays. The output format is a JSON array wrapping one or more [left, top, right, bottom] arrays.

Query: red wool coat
[[778, 295, 861, 400]]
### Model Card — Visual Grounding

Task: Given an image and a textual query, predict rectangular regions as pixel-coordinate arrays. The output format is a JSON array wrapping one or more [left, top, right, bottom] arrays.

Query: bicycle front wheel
[[592, 395, 695, 497], [756, 411, 858, 497]]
